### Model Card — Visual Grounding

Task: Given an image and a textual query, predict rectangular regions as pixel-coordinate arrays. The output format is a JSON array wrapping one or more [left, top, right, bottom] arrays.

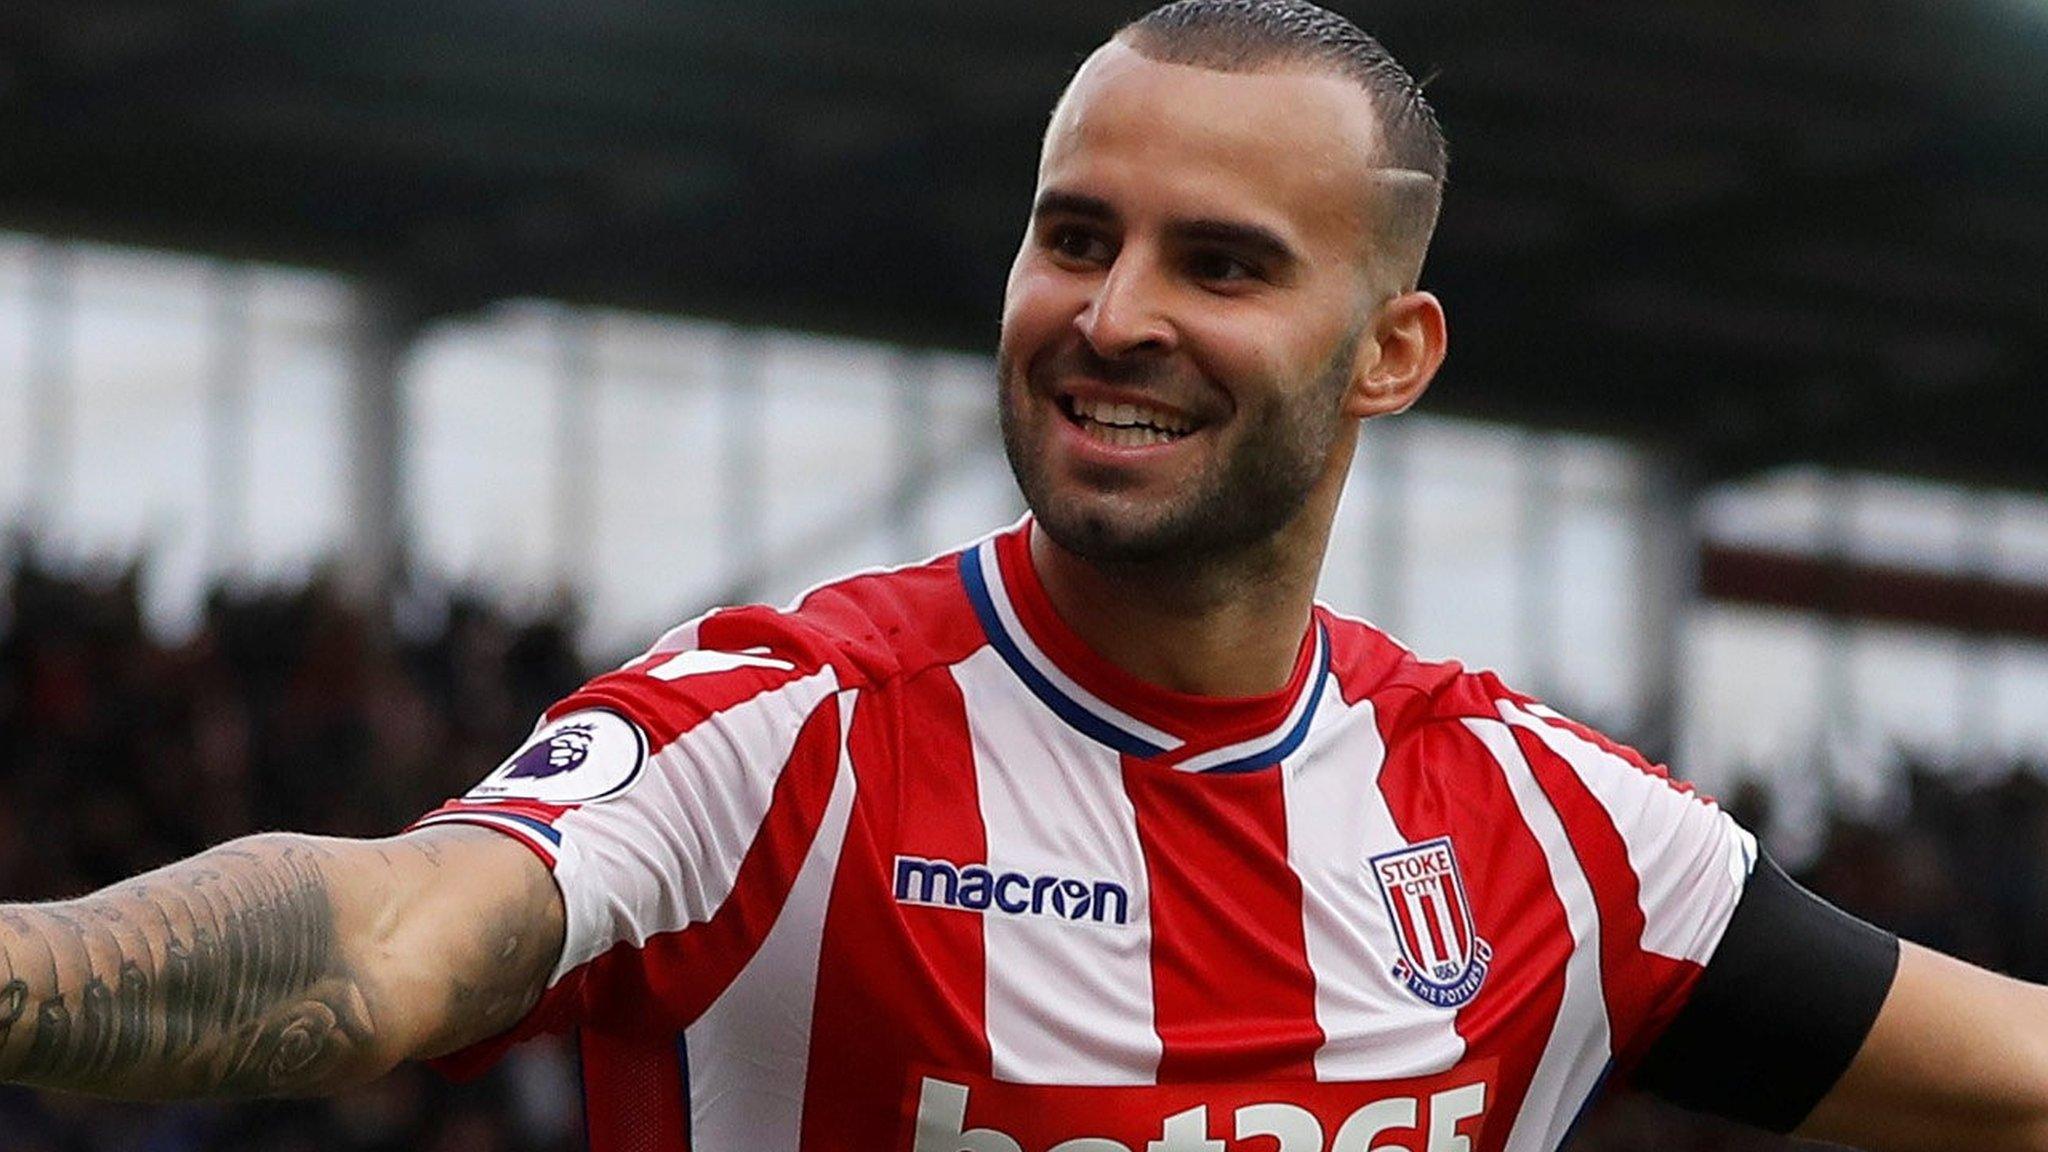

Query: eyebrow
[[1173, 219, 1297, 268], [1032, 190, 1118, 223], [1031, 190, 1300, 268]]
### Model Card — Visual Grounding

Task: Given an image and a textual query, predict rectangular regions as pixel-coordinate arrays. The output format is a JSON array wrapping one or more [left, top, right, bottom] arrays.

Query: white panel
[[1990, 491, 2048, 586], [686, 692, 858, 1152], [407, 304, 559, 594], [925, 454, 1027, 570], [0, 242, 31, 528], [1463, 719, 1609, 1152], [1994, 640, 2048, 762], [241, 275, 351, 581], [1283, 686, 1467, 1081], [1678, 604, 1832, 801], [760, 332, 897, 556], [951, 647, 1161, 1085], [1845, 473, 1975, 573], [550, 666, 841, 979], [1402, 420, 1525, 679], [586, 358, 724, 652], [67, 246, 210, 635], [1503, 701, 1753, 964]]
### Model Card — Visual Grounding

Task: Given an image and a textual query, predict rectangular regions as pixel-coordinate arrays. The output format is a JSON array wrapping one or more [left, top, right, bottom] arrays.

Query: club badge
[[1371, 837, 1492, 1009]]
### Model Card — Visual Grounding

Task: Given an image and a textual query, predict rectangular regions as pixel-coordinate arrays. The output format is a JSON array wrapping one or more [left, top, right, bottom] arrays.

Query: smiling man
[[997, 20, 1448, 700], [3, 3, 2048, 1151]]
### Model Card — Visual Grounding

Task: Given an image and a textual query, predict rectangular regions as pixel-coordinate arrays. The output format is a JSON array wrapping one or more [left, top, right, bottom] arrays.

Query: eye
[[1044, 224, 1113, 266], [1186, 250, 1258, 284]]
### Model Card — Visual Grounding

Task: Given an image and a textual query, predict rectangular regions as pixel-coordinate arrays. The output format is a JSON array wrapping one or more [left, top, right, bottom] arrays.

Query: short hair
[[1117, 0, 1447, 288]]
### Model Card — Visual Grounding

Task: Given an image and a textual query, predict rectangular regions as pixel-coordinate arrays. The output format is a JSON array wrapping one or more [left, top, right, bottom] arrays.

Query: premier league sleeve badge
[[468, 709, 649, 805]]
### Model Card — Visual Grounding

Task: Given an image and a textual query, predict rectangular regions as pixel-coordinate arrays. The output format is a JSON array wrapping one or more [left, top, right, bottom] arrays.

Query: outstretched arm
[[0, 824, 562, 1099]]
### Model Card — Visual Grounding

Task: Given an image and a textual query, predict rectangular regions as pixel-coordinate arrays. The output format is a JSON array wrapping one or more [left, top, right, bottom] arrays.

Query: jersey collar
[[959, 520, 1329, 774]]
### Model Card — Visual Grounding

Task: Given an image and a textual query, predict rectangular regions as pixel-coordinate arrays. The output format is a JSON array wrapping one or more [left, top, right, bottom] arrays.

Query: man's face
[[998, 41, 1391, 564]]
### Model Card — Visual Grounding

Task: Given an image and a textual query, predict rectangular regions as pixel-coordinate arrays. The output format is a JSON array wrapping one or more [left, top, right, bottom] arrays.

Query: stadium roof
[[3, 0, 2045, 490]]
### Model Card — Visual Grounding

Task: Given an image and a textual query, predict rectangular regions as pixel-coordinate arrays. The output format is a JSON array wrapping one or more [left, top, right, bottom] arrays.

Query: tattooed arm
[[0, 825, 563, 1099]]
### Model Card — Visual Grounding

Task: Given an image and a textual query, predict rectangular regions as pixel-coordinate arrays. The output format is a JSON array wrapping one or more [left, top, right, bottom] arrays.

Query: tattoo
[[0, 827, 561, 1099], [0, 980, 26, 1044], [0, 837, 376, 1097], [25, 996, 69, 1074]]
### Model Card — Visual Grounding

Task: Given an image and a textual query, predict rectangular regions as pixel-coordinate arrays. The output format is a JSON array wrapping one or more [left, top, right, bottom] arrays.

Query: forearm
[[0, 833, 386, 1099]]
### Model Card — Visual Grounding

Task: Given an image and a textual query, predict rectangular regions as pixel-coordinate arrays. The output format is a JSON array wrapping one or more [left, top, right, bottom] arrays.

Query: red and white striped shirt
[[416, 519, 1756, 1152]]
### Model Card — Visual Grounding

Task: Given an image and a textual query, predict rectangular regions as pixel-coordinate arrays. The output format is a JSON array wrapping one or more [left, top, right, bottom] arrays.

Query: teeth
[[1067, 396, 1193, 436], [1084, 422, 1176, 448]]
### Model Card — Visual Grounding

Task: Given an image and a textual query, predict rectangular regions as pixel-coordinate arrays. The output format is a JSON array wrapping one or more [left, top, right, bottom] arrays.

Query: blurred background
[[0, 1, 2044, 1148]]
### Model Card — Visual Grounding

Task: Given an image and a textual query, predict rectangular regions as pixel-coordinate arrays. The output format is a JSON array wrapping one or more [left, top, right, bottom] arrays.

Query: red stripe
[[1512, 725, 1704, 1074], [801, 668, 992, 1150], [1391, 891, 1423, 967], [1377, 719, 1573, 1152], [1505, 689, 1709, 802], [580, 1030, 689, 1152], [1122, 758, 1322, 1082], [1420, 887, 1450, 963], [416, 797, 577, 824], [563, 697, 843, 1033]]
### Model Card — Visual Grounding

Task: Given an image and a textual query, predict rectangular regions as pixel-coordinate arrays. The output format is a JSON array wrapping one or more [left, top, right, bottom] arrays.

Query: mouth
[[1055, 392, 1202, 449]]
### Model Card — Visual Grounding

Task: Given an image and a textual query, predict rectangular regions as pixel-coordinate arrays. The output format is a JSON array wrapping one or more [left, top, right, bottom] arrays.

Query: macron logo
[[645, 647, 796, 682], [894, 856, 1131, 926]]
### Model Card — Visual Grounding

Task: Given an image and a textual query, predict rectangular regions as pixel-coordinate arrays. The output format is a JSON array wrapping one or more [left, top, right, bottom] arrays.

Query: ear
[[1342, 291, 1447, 420]]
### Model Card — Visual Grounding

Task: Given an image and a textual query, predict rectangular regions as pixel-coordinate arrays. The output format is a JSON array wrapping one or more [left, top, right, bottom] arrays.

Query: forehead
[[1039, 41, 1387, 245]]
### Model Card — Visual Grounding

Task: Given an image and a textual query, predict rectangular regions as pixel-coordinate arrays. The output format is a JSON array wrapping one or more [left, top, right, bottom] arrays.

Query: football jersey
[[414, 519, 1757, 1152]]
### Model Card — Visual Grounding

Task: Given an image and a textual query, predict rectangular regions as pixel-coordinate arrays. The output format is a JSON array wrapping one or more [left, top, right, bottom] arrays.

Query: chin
[[1031, 492, 1217, 565]]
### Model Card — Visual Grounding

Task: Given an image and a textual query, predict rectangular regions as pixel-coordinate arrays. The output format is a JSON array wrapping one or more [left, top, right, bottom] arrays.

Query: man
[[2, 2, 2045, 1150]]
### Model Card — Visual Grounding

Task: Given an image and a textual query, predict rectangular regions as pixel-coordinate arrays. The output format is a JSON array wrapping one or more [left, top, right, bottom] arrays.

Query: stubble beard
[[998, 350, 1350, 570]]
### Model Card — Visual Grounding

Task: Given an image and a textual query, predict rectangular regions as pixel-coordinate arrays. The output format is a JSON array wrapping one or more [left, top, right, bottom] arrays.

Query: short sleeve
[[411, 606, 849, 1059], [1632, 854, 1898, 1131], [1491, 697, 1759, 1068]]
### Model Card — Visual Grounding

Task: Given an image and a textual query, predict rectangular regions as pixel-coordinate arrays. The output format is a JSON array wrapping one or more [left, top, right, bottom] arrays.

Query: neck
[[1028, 507, 1334, 698]]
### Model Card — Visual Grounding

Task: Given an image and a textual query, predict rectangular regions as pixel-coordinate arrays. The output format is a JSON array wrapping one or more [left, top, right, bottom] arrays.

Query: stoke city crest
[[1371, 837, 1492, 1009]]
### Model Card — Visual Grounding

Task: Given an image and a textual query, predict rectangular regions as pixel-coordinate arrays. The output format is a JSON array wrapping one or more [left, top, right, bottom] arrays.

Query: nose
[[1074, 251, 1176, 360]]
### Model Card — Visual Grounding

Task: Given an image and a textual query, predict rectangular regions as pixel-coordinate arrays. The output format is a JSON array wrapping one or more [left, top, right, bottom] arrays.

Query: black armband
[[1633, 854, 1899, 1133]]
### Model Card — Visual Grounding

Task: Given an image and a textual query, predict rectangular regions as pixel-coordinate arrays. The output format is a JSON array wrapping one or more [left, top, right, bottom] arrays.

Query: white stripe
[[1426, 884, 1464, 969], [1173, 626, 1325, 774], [1501, 701, 1755, 963], [952, 647, 1162, 1084], [685, 692, 858, 1152], [547, 666, 841, 983], [976, 538, 1181, 753], [1465, 718, 1610, 1152], [1284, 688, 1466, 1080]]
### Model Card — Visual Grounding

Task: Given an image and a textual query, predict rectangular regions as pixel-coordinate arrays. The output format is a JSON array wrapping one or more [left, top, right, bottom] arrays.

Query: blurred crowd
[[3, 548, 2045, 1151], [0, 549, 585, 1152]]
